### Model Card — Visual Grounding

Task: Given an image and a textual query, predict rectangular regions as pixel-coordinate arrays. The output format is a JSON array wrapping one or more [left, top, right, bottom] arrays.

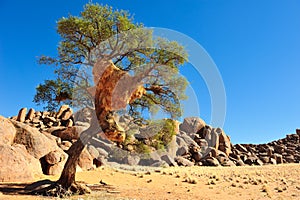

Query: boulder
[[192, 151, 203, 162], [47, 161, 66, 176], [90, 137, 113, 153], [60, 108, 73, 121], [11, 120, 57, 159], [0, 116, 16, 145], [78, 148, 94, 171], [175, 156, 194, 167], [203, 157, 220, 166], [285, 155, 295, 163], [26, 108, 35, 121], [218, 130, 232, 156], [123, 155, 140, 166], [45, 148, 67, 165], [96, 147, 109, 158], [87, 145, 100, 159], [176, 146, 189, 156], [161, 154, 177, 166], [179, 117, 205, 135], [51, 126, 86, 141], [59, 140, 73, 151], [56, 105, 70, 119], [17, 108, 27, 122], [178, 132, 199, 147], [0, 144, 42, 182], [244, 156, 263, 166], [44, 148, 68, 175], [204, 128, 219, 150], [274, 145, 286, 154], [235, 144, 248, 153]]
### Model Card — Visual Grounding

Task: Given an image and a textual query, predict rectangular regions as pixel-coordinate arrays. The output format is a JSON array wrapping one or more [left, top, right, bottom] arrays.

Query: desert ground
[[0, 164, 299, 200]]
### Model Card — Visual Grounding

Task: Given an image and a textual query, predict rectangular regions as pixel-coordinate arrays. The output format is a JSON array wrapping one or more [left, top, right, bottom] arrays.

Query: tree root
[[28, 181, 91, 198]]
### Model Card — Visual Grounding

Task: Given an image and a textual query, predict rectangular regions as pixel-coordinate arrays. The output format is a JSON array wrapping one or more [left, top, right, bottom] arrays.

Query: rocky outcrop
[[11, 120, 57, 159], [1, 106, 300, 183], [0, 116, 16, 145], [0, 144, 42, 182]]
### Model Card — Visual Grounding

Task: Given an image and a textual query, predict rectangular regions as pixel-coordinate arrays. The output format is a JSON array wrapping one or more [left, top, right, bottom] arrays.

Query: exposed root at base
[[28, 181, 91, 198]]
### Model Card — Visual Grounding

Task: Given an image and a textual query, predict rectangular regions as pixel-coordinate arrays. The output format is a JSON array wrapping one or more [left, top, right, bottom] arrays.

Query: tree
[[34, 3, 188, 196]]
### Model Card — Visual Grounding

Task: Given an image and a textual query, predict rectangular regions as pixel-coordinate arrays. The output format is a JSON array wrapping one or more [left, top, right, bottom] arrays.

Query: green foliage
[[149, 119, 177, 150], [33, 79, 72, 111], [34, 3, 188, 122]]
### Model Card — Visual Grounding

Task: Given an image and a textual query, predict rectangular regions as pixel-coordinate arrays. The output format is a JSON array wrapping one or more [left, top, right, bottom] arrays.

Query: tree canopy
[[34, 3, 188, 123]]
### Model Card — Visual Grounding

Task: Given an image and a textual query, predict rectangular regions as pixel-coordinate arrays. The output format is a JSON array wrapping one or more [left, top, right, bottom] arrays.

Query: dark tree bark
[[52, 60, 138, 194]]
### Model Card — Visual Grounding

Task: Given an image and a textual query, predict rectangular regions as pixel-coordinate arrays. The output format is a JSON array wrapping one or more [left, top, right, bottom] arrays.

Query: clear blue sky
[[1, 0, 300, 144]]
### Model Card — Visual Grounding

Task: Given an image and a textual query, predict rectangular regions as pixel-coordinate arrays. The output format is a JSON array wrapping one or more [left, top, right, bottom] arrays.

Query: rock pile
[[175, 118, 300, 167], [0, 105, 95, 182], [0, 106, 299, 182]]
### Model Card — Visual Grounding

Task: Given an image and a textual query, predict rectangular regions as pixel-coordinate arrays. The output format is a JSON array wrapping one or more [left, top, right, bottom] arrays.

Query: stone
[[245, 156, 263, 166], [26, 108, 35, 121], [124, 155, 140, 166], [66, 119, 73, 127], [60, 108, 73, 121], [296, 129, 300, 136], [161, 154, 177, 166], [11, 120, 57, 159], [205, 128, 219, 150], [59, 140, 73, 151], [235, 144, 248, 153], [32, 117, 41, 124], [90, 138, 113, 153], [56, 105, 70, 119], [0, 116, 16, 145], [0, 144, 42, 182], [274, 145, 286, 154], [87, 145, 100, 159], [206, 147, 218, 158], [244, 156, 257, 165], [51, 126, 83, 141], [222, 160, 236, 167], [45, 149, 67, 165], [176, 146, 189, 156], [179, 133, 199, 147], [78, 148, 94, 171], [176, 136, 187, 147], [218, 130, 232, 156], [285, 155, 295, 163], [260, 156, 270, 163], [94, 156, 107, 167], [151, 160, 169, 167], [96, 147, 109, 157], [236, 160, 246, 166], [203, 157, 220, 166], [179, 117, 206, 135], [43, 116, 57, 125], [17, 108, 27, 122], [192, 151, 203, 162], [175, 156, 194, 167], [270, 158, 277, 165], [44, 148, 68, 175], [47, 160, 67, 176]]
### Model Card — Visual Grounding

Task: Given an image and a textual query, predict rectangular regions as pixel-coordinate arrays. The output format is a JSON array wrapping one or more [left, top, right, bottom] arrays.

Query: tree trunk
[[55, 61, 128, 192], [57, 139, 85, 188], [52, 60, 144, 195]]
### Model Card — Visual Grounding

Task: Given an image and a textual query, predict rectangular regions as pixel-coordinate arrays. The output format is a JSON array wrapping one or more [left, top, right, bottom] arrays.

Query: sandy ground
[[0, 164, 299, 200]]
